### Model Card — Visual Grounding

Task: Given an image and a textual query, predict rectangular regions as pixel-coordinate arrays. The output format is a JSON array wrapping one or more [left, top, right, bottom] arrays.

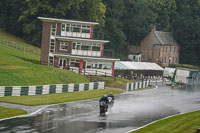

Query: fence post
[[105, 73, 106, 77], [95, 70, 97, 76]]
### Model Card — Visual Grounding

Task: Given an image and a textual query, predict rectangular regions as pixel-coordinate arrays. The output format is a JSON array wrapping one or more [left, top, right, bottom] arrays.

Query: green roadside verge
[[0, 89, 122, 106], [89, 76, 134, 89], [0, 106, 27, 119], [131, 110, 200, 133]]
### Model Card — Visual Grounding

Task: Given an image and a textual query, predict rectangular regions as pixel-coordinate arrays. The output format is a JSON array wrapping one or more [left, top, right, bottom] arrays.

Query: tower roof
[[38, 17, 99, 25]]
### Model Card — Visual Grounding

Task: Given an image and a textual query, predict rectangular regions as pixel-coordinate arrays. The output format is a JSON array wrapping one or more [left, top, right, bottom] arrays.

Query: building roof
[[154, 31, 179, 46], [56, 36, 109, 44], [115, 61, 164, 71], [38, 17, 99, 25]]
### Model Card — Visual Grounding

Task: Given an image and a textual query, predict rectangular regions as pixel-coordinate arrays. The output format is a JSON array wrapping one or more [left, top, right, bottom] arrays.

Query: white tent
[[115, 61, 164, 71]]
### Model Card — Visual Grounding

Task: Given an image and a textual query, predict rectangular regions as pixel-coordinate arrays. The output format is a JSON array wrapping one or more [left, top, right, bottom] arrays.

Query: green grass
[[0, 29, 40, 55], [132, 110, 200, 133], [90, 76, 134, 89], [0, 89, 122, 106], [170, 64, 200, 70], [0, 46, 89, 86], [0, 106, 27, 119]]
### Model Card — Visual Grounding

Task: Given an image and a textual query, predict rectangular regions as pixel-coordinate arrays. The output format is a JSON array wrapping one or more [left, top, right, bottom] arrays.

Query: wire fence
[[0, 39, 40, 56]]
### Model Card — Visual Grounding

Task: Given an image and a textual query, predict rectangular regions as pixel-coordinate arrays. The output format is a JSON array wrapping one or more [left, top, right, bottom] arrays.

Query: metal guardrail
[[0, 39, 40, 56]]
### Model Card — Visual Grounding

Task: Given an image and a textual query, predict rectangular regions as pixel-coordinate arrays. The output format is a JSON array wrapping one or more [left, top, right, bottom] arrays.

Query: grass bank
[[0, 29, 40, 55], [0, 106, 27, 119], [90, 76, 134, 89], [0, 46, 89, 86], [170, 64, 200, 70], [131, 110, 200, 133], [0, 89, 122, 106]]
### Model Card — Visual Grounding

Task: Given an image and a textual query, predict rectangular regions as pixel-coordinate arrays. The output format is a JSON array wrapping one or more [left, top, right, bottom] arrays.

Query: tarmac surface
[[0, 83, 200, 133]]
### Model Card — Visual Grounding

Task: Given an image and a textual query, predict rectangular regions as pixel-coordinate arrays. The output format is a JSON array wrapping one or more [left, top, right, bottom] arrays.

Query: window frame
[[59, 42, 69, 51]]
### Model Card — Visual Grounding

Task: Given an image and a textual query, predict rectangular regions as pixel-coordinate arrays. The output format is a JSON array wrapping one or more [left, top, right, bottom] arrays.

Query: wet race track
[[1, 84, 200, 133]]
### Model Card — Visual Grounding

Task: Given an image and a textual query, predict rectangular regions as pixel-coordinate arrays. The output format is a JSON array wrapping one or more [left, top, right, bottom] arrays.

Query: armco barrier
[[126, 80, 150, 91], [0, 82, 105, 97]]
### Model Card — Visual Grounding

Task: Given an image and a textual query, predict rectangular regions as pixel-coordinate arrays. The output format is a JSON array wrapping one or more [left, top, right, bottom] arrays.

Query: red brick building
[[141, 26, 180, 67], [38, 17, 119, 76]]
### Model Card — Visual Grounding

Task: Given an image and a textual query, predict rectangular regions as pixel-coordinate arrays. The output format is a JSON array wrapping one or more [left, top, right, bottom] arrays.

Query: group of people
[[99, 92, 115, 112]]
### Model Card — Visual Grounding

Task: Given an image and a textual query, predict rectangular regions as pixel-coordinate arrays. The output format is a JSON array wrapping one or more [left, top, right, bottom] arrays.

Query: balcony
[[60, 30, 105, 40], [71, 49, 115, 58]]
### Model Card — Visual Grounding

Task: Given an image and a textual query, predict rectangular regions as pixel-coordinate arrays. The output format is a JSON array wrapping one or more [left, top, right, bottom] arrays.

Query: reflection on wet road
[[1, 86, 200, 133]]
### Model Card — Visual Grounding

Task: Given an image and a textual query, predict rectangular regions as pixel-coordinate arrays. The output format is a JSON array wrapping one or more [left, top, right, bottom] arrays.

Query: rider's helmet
[[104, 95, 107, 97]]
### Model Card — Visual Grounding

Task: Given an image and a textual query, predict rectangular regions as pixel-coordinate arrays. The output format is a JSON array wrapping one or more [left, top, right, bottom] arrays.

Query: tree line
[[0, 0, 200, 66]]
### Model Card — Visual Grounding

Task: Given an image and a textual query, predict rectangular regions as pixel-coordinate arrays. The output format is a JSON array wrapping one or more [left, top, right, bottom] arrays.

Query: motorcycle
[[99, 101, 108, 116], [108, 96, 114, 108]]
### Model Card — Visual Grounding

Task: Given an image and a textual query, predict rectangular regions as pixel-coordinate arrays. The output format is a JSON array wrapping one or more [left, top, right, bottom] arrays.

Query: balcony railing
[[71, 49, 115, 58], [60, 31, 105, 40]]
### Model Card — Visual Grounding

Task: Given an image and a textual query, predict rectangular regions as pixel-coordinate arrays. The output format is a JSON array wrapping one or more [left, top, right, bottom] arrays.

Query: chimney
[[152, 25, 156, 32]]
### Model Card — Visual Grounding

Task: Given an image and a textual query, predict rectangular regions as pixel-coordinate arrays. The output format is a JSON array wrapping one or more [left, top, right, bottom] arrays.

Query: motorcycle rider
[[108, 92, 115, 100], [108, 92, 115, 107], [99, 95, 109, 111]]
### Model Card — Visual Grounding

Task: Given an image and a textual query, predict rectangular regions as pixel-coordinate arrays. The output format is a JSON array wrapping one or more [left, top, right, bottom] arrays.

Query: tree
[[123, 0, 156, 45], [149, 0, 177, 31], [101, 0, 126, 56], [0, 0, 106, 47], [172, 0, 200, 65], [0, 0, 25, 36]]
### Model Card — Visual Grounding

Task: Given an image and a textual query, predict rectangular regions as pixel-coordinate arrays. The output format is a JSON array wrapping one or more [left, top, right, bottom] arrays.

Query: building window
[[48, 56, 54, 66], [60, 42, 68, 51], [51, 24, 56, 36], [61, 23, 91, 33], [133, 56, 136, 60], [82, 25, 90, 33], [175, 57, 178, 63], [165, 47, 168, 52], [170, 46, 172, 52], [72, 42, 101, 52], [164, 57, 166, 63], [92, 46, 101, 51], [59, 58, 67, 68], [81, 45, 89, 50], [76, 44, 81, 50], [162, 47, 165, 52], [86, 61, 112, 70], [73, 43, 76, 49], [66, 24, 71, 32], [174, 47, 176, 53], [49, 39, 55, 53], [70, 59, 80, 67], [72, 25, 81, 32], [61, 24, 65, 31]]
